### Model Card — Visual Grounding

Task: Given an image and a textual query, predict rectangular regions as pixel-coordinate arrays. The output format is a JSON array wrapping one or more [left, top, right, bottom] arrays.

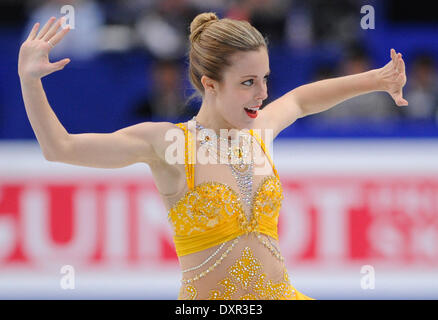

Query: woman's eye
[[242, 76, 268, 86]]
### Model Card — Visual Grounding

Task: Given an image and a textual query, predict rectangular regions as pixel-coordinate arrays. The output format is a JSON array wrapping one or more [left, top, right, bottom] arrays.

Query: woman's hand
[[18, 17, 71, 81], [376, 48, 408, 106]]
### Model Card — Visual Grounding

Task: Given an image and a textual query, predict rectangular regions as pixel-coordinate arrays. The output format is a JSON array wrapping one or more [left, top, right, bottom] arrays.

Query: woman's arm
[[19, 17, 71, 160], [290, 49, 408, 116], [18, 17, 165, 168], [53, 121, 171, 168], [262, 48, 408, 138]]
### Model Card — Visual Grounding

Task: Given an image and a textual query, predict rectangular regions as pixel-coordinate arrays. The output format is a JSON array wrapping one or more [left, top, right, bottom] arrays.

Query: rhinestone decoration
[[228, 246, 262, 289], [253, 269, 296, 300], [181, 237, 240, 285], [193, 116, 255, 218], [178, 285, 197, 300], [172, 121, 299, 300], [168, 175, 282, 237], [181, 241, 227, 273], [206, 247, 297, 300]]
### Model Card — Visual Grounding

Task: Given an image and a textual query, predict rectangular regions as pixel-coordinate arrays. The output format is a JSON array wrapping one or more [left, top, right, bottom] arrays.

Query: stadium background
[[0, 0, 437, 299]]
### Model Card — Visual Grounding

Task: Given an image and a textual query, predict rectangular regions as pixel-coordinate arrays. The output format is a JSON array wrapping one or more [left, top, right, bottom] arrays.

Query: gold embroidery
[[171, 122, 306, 300], [168, 176, 283, 236], [178, 284, 197, 300], [208, 278, 238, 300], [228, 247, 261, 289], [240, 293, 258, 300], [253, 177, 283, 219], [180, 268, 302, 300], [205, 247, 297, 300], [253, 269, 296, 300]]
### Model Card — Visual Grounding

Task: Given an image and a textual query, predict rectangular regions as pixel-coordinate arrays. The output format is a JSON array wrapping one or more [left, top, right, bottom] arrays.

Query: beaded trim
[[180, 232, 283, 286], [256, 233, 284, 262], [268, 235, 282, 254], [174, 122, 280, 192], [181, 241, 227, 273], [181, 237, 240, 285]]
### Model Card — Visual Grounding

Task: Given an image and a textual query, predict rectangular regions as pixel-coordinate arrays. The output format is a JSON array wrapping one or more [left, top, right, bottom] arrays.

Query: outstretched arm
[[18, 17, 164, 168], [262, 48, 408, 138], [19, 17, 71, 160]]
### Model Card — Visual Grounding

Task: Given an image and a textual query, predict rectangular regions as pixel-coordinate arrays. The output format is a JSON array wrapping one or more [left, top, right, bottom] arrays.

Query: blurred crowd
[[3, 0, 438, 125]]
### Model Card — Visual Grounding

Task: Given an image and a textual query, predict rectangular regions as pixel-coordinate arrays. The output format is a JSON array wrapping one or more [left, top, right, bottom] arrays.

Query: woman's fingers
[[397, 93, 408, 106], [36, 17, 56, 40], [48, 24, 71, 47], [396, 71, 405, 84], [50, 58, 71, 71], [388, 49, 408, 106], [391, 49, 404, 71], [398, 56, 405, 74], [42, 17, 64, 42], [26, 22, 40, 41], [392, 90, 405, 106]]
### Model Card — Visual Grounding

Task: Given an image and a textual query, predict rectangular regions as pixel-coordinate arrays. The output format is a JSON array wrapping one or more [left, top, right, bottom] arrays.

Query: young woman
[[18, 12, 407, 300]]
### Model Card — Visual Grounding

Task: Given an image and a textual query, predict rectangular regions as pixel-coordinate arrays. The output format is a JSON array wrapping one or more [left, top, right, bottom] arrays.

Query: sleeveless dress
[[165, 122, 314, 300]]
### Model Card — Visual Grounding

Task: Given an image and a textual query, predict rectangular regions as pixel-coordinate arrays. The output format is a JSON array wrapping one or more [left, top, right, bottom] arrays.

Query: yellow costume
[[166, 122, 314, 300]]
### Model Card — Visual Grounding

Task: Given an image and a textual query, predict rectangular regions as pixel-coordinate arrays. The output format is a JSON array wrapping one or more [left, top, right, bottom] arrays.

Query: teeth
[[246, 106, 259, 111]]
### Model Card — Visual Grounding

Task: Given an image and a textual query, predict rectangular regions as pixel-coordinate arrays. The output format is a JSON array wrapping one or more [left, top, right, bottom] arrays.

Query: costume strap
[[175, 123, 195, 190], [249, 129, 279, 180]]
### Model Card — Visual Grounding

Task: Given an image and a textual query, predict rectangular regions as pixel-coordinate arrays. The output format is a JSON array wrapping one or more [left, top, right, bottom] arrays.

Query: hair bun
[[189, 12, 219, 43]]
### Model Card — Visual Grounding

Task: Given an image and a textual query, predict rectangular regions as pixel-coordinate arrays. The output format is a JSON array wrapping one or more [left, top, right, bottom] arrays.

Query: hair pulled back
[[187, 12, 268, 103]]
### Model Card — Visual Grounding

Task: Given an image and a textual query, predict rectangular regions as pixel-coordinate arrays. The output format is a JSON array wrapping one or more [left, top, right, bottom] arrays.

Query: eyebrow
[[240, 70, 271, 78]]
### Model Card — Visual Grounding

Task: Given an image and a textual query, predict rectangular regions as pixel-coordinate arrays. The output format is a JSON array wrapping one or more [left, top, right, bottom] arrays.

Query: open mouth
[[244, 106, 260, 118]]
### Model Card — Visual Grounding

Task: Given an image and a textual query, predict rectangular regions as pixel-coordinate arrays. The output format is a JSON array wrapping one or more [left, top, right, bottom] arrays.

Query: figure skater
[[18, 12, 407, 300]]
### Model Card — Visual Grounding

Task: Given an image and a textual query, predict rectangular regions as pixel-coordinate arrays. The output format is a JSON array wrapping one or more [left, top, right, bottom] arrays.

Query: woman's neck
[[193, 104, 235, 137]]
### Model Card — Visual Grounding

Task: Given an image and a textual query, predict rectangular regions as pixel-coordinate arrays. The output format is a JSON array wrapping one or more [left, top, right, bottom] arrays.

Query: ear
[[201, 75, 218, 93]]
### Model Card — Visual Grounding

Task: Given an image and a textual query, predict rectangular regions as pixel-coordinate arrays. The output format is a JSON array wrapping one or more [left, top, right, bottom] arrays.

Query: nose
[[257, 81, 268, 101]]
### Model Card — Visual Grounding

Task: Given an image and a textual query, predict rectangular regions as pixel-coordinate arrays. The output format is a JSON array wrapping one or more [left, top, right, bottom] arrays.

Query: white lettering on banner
[[104, 188, 128, 264], [0, 216, 15, 261], [314, 188, 355, 263], [1, 176, 437, 268], [22, 186, 97, 267], [412, 225, 438, 260], [367, 184, 438, 261], [137, 192, 171, 261], [279, 191, 313, 257], [395, 186, 436, 219], [369, 223, 404, 259]]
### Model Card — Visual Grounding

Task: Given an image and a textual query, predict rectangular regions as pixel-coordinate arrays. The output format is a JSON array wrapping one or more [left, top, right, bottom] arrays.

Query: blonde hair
[[186, 12, 268, 104]]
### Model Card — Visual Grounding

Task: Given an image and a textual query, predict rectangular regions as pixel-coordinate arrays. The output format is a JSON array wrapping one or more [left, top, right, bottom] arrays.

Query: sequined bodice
[[168, 122, 283, 256], [165, 122, 314, 300], [168, 174, 283, 255]]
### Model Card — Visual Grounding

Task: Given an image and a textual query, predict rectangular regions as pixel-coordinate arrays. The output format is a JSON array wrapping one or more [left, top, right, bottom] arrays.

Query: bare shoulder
[[147, 121, 186, 164], [144, 121, 187, 196], [250, 113, 275, 147]]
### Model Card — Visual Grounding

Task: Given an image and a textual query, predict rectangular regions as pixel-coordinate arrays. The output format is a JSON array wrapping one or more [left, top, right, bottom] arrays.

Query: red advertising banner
[[1, 175, 436, 268]]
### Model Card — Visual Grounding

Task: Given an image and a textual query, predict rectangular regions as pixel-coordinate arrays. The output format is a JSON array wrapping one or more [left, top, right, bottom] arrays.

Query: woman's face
[[214, 47, 270, 129]]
